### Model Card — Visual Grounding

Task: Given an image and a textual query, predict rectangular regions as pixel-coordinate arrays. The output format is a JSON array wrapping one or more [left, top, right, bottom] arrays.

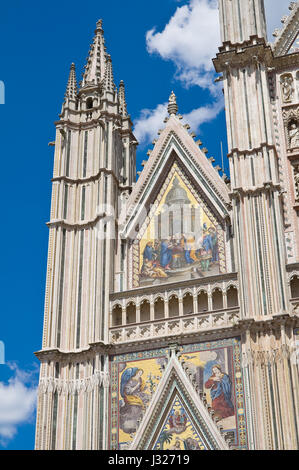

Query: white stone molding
[[38, 370, 109, 395]]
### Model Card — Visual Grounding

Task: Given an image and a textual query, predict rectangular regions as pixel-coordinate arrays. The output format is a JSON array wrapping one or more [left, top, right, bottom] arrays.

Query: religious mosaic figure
[[119, 367, 150, 435], [141, 242, 168, 279], [204, 365, 234, 420], [281, 75, 294, 103], [168, 409, 187, 434], [184, 438, 201, 450], [289, 122, 299, 149], [140, 227, 219, 283]]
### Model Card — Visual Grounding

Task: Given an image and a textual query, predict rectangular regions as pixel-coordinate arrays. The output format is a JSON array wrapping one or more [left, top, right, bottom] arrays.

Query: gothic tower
[[35, 20, 136, 450], [35, 3, 299, 451]]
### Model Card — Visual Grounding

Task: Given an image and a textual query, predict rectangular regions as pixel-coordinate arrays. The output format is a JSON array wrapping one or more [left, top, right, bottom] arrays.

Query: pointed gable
[[121, 95, 231, 289], [272, 2, 299, 57], [123, 112, 230, 238], [130, 354, 229, 450]]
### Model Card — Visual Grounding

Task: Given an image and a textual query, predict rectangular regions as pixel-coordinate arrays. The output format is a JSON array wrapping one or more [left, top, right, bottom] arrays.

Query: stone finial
[[168, 91, 178, 116], [96, 19, 103, 31]]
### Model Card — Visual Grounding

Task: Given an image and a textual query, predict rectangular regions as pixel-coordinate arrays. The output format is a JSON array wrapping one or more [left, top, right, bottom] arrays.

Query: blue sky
[[0, 0, 290, 450]]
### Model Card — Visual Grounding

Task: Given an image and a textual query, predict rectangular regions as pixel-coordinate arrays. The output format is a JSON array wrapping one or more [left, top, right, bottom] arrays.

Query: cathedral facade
[[35, 0, 299, 450]]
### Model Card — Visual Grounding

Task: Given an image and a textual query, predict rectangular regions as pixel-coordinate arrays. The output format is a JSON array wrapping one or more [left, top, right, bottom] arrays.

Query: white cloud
[[0, 364, 37, 446], [134, 102, 168, 145], [182, 97, 223, 131], [134, 96, 223, 145], [135, 0, 287, 146], [134, 0, 222, 145], [146, 0, 219, 91]]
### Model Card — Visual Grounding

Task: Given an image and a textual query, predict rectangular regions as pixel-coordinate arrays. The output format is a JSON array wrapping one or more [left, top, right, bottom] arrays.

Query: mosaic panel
[[153, 395, 207, 450], [109, 348, 169, 450], [132, 163, 226, 288], [179, 337, 248, 449]]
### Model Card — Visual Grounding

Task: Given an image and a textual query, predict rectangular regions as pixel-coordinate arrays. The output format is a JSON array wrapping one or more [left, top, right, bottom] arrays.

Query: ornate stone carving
[[282, 105, 299, 149], [289, 122, 299, 149], [281, 74, 294, 103], [293, 165, 299, 201]]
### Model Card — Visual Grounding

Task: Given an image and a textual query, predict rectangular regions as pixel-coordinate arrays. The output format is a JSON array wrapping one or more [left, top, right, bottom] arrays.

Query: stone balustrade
[[109, 307, 240, 344]]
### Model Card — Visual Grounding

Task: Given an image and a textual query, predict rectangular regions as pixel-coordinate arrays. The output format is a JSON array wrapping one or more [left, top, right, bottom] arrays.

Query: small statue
[[289, 122, 299, 149], [167, 91, 178, 115], [281, 75, 294, 103]]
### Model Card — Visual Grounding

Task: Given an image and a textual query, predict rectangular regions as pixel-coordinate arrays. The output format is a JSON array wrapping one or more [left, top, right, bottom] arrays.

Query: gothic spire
[[65, 63, 78, 100], [168, 91, 178, 116], [118, 80, 128, 117], [103, 54, 116, 93], [82, 19, 106, 87]]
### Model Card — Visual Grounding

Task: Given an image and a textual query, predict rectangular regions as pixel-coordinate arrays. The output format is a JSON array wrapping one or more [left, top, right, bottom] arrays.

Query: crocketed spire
[[118, 80, 128, 117], [103, 54, 115, 92], [82, 19, 106, 87], [65, 63, 78, 100]]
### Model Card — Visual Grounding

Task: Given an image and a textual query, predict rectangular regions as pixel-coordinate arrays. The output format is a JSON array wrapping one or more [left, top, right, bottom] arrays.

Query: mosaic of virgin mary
[[119, 367, 150, 435], [204, 365, 234, 420]]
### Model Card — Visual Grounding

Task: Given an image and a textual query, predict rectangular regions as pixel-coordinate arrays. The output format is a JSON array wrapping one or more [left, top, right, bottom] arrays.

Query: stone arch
[[140, 299, 151, 322], [226, 285, 239, 308], [112, 304, 122, 326], [183, 292, 193, 315], [212, 287, 223, 311], [197, 290, 208, 313], [169, 294, 179, 318], [154, 297, 165, 320], [126, 302, 136, 324], [290, 275, 299, 298]]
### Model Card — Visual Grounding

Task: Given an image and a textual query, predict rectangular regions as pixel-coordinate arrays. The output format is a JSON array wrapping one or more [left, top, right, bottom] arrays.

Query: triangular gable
[[272, 3, 299, 57], [130, 354, 229, 450], [152, 394, 208, 450], [121, 114, 230, 239]]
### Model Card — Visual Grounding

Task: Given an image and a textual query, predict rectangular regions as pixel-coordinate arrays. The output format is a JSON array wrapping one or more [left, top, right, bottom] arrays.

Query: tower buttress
[[214, 0, 288, 321], [35, 20, 137, 450], [214, 0, 295, 450]]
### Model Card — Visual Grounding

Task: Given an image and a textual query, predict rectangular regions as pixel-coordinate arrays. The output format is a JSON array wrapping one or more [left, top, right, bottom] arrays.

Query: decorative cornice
[[46, 213, 105, 230], [229, 182, 281, 199], [34, 342, 111, 362], [227, 143, 276, 159], [214, 37, 299, 73], [51, 167, 132, 190], [34, 312, 299, 361], [213, 40, 273, 73]]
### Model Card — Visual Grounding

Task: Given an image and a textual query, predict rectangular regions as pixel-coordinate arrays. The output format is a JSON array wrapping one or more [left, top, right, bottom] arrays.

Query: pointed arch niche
[[132, 162, 227, 288]]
